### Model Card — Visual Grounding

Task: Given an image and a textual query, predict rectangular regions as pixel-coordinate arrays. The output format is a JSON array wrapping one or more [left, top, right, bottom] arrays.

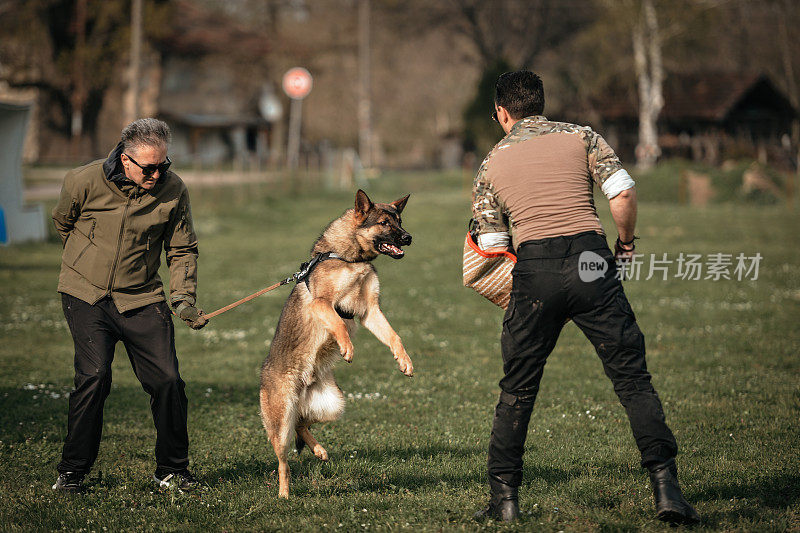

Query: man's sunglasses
[[491, 111, 499, 123], [125, 154, 171, 176]]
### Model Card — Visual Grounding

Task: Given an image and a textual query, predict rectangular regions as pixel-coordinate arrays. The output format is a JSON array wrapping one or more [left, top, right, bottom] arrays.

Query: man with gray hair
[[51, 118, 206, 493]]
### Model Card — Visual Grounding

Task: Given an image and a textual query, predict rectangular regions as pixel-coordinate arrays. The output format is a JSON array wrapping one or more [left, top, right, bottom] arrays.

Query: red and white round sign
[[282, 67, 313, 100]]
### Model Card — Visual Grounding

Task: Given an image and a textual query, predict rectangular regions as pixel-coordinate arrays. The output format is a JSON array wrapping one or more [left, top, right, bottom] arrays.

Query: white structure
[[0, 102, 46, 244]]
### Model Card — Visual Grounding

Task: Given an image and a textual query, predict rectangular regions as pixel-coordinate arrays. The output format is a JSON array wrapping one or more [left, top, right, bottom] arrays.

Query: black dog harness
[[293, 252, 358, 319]]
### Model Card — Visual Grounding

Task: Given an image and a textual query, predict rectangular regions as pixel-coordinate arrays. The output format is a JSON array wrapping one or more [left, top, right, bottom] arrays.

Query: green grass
[[1, 169, 799, 531], [631, 158, 794, 205]]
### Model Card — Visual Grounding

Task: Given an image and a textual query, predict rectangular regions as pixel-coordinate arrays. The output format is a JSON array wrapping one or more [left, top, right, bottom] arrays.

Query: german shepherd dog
[[260, 189, 414, 498]]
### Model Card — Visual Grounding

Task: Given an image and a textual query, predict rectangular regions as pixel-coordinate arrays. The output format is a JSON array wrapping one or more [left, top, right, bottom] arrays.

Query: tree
[[462, 59, 512, 156], [379, 0, 594, 155], [632, 0, 663, 169], [562, 0, 722, 165], [0, 0, 171, 153], [437, 0, 568, 70], [442, 0, 595, 154]]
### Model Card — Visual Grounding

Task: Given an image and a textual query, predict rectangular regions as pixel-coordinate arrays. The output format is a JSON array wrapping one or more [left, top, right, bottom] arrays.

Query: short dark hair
[[495, 71, 545, 119], [121, 118, 171, 155]]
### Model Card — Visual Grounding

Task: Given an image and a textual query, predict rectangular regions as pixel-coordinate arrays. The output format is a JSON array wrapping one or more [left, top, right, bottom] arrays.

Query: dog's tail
[[295, 434, 306, 454]]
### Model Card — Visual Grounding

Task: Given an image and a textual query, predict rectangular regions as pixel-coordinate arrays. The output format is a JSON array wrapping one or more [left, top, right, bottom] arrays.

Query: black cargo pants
[[487, 231, 678, 487], [57, 294, 189, 475]]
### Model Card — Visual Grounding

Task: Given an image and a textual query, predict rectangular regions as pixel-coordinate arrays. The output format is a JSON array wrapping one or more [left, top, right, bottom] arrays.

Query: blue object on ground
[[0, 205, 7, 244]]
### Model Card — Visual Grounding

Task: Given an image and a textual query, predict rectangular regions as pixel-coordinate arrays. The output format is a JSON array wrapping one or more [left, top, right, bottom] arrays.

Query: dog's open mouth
[[378, 242, 405, 258]]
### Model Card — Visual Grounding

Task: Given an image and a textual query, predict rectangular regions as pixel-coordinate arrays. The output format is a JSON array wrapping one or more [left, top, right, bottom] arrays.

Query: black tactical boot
[[474, 476, 520, 522], [649, 459, 701, 525]]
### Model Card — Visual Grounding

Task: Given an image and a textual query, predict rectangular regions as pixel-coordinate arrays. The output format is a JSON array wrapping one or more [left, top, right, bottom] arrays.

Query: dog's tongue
[[380, 243, 404, 256]]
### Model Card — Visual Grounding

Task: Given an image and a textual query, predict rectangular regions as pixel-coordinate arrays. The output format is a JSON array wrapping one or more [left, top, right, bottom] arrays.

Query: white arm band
[[601, 169, 636, 199], [476, 232, 510, 250]]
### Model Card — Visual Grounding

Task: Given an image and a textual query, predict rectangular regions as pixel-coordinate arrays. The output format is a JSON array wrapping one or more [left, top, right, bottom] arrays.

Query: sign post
[[282, 67, 313, 170]]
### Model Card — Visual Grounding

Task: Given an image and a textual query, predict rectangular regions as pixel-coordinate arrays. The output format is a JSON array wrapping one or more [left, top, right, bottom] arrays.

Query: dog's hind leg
[[296, 375, 343, 462], [296, 426, 329, 461], [261, 389, 295, 498], [270, 433, 292, 498]]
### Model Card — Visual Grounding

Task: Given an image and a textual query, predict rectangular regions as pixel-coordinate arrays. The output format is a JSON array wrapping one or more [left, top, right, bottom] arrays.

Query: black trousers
[[58, 294, 189, 475], [487, 231, 678, 487]]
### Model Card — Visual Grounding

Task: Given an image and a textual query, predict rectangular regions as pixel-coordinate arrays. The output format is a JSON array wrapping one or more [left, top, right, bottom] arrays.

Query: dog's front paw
[[395, 352, 414, 377], [340, 339, 354, 362]]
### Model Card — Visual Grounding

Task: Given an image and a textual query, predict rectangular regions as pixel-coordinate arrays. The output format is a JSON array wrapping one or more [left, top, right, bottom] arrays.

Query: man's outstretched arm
[[609, 186, 638, 260], [609, 186, 637, 243], [587, 130, 637, 259]]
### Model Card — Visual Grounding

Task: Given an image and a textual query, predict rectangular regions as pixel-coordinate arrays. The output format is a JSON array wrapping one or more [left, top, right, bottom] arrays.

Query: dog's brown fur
[[259, 189, 414, 498]]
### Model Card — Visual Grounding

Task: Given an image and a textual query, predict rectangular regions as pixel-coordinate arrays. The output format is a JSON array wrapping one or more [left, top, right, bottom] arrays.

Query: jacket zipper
[[107, 193, 134, 294], [145, 234, 151, 279]]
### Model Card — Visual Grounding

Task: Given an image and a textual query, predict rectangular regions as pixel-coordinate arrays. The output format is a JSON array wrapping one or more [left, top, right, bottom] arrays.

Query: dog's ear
[[354, 189, 373, 222], [391, 194, 410, 214]]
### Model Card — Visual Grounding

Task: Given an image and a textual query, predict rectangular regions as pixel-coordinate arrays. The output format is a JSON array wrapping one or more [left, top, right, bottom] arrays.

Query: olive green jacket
[[52, 143, 198, 313]]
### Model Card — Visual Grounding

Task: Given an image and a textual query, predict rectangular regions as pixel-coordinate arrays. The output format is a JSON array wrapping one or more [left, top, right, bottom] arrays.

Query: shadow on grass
[[523, 463, 589, 486], [204, 444, 632, 498], [0, 382, 262, 442], [206, 441, 488, 490], [694, 472, 800, 526], [24, 379, 799, 519], [521, 457, 643, 489], [0, 387, 69, 442]]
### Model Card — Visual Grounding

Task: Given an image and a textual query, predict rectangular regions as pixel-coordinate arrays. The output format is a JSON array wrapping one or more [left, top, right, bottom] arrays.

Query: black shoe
[[153, 469, 201, 492], [649, 460, 701, 525], [52, 472, 86, 493], [473, 477, 520, 522]]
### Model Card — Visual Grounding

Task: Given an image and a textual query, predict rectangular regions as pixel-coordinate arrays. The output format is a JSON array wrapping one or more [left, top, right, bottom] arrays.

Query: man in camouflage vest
[[51, 118, 207, 493], [471, 71, 700, 525]]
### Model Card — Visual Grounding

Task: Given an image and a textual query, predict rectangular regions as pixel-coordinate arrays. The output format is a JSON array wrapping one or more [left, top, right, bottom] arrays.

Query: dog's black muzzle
[[376, 230, 412, 259]]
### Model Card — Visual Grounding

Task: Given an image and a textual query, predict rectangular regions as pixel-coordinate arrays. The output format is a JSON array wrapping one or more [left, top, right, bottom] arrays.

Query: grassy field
[[1, 169, 799, 531]]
